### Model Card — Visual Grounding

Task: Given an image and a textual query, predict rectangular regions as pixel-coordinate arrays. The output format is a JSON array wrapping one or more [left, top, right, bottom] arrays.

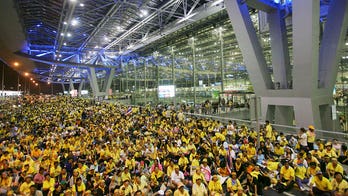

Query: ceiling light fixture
[[140, 9, 148, 17], [71, 19, 78, 26]]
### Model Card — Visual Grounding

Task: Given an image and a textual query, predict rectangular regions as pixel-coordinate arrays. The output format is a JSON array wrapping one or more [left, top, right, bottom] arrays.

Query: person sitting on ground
[[309, 171, 332, 196]]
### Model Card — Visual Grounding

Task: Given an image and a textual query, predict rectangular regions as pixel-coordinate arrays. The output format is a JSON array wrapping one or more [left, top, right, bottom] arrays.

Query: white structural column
[[87, 67, 100, 97], [268, 8, 291, 89], [225, 0, 347, 129], [69, 80, 75, 92], [103, 68, 115, 97], [225, 0, 273, 95], [78, 79, 85, 96], [87, 67, 115, 98], [319, 0, 348, 89], [61, 83, 66, 93], [292, 0, 320, 96]]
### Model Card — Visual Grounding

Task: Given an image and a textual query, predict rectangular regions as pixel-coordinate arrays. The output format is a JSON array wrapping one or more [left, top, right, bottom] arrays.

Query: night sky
[[0, 60, 62, 95]]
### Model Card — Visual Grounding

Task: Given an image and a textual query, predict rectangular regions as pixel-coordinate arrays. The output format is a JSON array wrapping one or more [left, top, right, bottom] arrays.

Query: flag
[[125, 106, 132, 115]]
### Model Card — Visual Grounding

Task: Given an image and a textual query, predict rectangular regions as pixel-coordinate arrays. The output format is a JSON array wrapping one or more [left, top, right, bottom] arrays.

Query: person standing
[[298, 128, 308, 151], [307, 125, 316, 150], [265, 121, 273, 140]]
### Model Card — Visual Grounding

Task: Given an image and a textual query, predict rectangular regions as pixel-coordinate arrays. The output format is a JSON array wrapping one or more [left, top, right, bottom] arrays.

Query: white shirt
[[299, 133, 308, 146], [171, 171, 185, 184]]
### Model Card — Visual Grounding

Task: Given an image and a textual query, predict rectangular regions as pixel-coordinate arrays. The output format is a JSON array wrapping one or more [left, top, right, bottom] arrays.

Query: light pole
[[1, 63, 4, 96]]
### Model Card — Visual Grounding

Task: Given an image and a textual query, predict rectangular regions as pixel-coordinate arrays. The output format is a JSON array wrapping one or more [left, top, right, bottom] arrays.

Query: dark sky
[[0, 60, 62, 95]]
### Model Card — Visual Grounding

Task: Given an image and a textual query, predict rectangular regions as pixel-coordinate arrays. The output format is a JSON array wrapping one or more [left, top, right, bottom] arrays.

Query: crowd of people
[[0, 95, 348, 196]]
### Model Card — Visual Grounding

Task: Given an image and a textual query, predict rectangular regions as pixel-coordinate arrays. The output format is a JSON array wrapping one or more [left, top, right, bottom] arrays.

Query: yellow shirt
[[274, 147, 284, 156], [295, 165, 307, 180], [192, 173, 206, 184], [326, 163, 344, 175], [121, 172, 131, 182], [246, 147, 256, 158], [307, 167, 321, 177], [310, 176, 332, 191], [19, 181, 35, 195], [265, 124, 272, 138], [307, 131, 316, 143], [178, 157, 189, 168], [0, 177, 12, 187], [119, 185, 132, 196], [267, 161, 279, 171], [280, 166, 295, 181], [332, 179, 348, 195], [174, 189, 190, 196], [208, 180, 223, 193], [226, 178, 241, 191], [42, 178, 55, 192]]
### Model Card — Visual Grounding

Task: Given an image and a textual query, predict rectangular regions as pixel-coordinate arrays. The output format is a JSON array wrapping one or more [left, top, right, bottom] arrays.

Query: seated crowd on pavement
[[0, 95, 348, 196]]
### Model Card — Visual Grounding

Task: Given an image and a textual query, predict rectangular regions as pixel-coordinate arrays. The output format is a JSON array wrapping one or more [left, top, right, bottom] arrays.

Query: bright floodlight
[[79, 3, 84, 7], [14, 62, 19, 66], [71, 19, 78, 26], [24, 72, 29, 76], [140, 9, 148, 17], [67, 33, 72, 37]]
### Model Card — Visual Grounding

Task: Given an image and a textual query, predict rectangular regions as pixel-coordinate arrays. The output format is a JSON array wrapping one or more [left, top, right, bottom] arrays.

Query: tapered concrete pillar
[[225, 0, 348, 130]]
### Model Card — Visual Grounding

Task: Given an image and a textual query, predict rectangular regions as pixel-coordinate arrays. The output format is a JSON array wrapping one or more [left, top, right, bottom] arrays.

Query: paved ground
[[264, 188, 308, 196]]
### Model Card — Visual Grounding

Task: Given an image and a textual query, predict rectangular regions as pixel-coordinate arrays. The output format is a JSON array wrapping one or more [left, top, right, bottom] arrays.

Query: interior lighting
[[63, 21, 68, 25], [24, 72, 29, 76], [346, 42, 348, 46], [67, 33, 72, 37], [63, 42, 67, 46], [140, 9, 148, 17], [14, 62, 19, 66], [60, 33, 65, 36], [177, 13, 197, 23], [211, 0, 224, 7], [71, 18, 79, 26], [79, 3, 84, 7]]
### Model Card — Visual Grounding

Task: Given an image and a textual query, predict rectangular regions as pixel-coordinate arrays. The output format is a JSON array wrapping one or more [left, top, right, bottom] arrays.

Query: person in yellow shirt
[[275, 161, 295, 193], [174, 182, 189, 196], [208, 175, 223, 194], [326, 158, 344, 179], [309, 171, 332, 196], [0, 171, 12, 194], [192, 178, 208, 196], [226, 172, 241, 194], [192, 167, 206, 184], [307, 162, 321, 178], [178, 154, 189, 171], [42, 174, 55, 196], [274, 143, 285, 157], [246, 142, 256, 159], [121, 167, 132, 183], [294, 160, 309, 191], [119, 179, 133, 196], [322, 142, 337, 158], [331, 172, 348, 196], [265, 120, 273, 140], [307, 125, 316, 150], [19, 175, 35, 196]]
